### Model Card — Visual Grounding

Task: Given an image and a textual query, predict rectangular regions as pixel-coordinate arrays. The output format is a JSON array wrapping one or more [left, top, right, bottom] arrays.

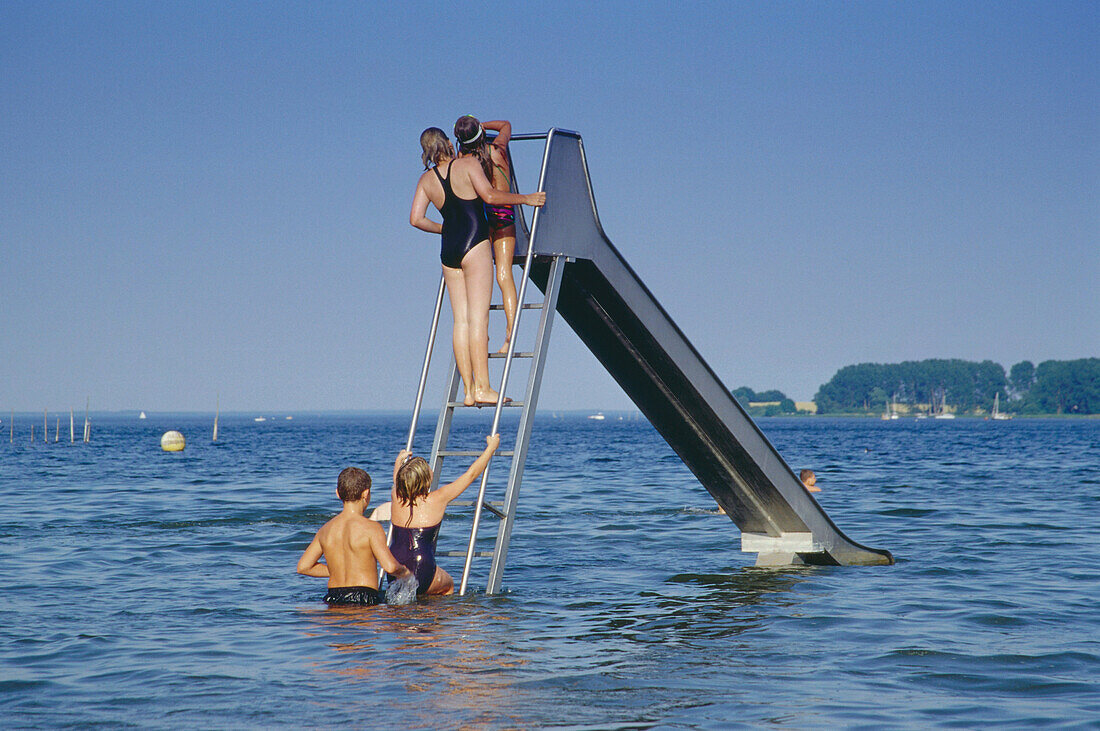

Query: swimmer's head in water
[[337, 466, 371, 503], [395, 456, 431, 509], [420, 127, 453, 169], [799, 469, 816, 488]]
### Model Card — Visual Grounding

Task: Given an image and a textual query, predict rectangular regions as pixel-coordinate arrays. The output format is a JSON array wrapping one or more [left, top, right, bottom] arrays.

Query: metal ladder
[[388, 138, 566, 594], [433, 252, 565, 595]]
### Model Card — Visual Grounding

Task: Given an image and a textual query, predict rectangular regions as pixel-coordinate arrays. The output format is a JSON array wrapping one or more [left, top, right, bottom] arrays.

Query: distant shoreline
[[756, 412, 1100, 419], [3, 409, 1095, 420]]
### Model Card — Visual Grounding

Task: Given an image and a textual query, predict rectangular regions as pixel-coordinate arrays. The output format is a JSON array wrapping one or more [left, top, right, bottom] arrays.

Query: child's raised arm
[[483, 119, 512, 149], [392, 449, 411, 488], [434, 434, 501, 505]]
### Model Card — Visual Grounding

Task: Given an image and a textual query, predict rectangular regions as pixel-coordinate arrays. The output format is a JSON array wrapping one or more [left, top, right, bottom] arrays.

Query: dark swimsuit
[[324, 586, 384, 606], [486, 162, 515, 232], [436, 164, 489, 268], [389, 522, 441, 595]]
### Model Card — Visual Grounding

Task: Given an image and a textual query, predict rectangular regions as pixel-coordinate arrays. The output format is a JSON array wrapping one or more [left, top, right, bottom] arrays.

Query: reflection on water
[[299, 599, 530, 728], [578, 568, 813, 651], [668, 566, 814, 600]]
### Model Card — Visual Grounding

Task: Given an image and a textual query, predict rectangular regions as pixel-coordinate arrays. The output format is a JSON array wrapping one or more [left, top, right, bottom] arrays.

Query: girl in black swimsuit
[[409, 126, 545, 406], [434, 162, 489, 269]]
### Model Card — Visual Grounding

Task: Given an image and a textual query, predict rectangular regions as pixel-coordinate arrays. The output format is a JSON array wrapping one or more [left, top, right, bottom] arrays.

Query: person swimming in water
[[410, 126, 545, 406], [296, 467, 413, 606], [801, 469, 821, 492], [458, 116, 520, 353], [385, 433, 501, 595]]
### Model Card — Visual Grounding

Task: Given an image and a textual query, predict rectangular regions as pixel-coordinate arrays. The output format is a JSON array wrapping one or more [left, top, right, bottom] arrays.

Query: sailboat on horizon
[[934, 389, 956, 419], [881, 395, 900, 420], [992, 392, 1012, 420]]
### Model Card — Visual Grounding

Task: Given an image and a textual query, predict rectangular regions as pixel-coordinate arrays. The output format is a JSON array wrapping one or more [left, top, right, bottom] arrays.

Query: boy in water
[[296, 466, 412, 605], [800, 469, 821, 493]]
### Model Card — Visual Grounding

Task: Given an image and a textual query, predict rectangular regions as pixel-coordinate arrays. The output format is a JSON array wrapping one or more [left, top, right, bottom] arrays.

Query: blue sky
[[2, 1, 1096, 413]]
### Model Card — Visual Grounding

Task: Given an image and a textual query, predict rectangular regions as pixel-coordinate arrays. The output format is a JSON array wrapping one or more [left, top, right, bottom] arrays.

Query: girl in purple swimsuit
[[385, 434, 500, 595]]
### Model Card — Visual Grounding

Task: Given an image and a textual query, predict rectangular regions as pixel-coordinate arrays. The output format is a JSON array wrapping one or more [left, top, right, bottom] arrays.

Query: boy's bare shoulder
[[315, 514, 341, 538], [351, 514, 385, 539]]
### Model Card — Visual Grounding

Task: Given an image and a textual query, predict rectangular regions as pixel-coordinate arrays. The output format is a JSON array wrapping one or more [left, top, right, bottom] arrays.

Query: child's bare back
[[311, 512, 390, 588], [296, 466, 411, 606]]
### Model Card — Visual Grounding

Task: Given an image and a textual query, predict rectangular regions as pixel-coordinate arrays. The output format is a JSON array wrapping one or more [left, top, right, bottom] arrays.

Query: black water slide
[[511, 130, 893, 566]]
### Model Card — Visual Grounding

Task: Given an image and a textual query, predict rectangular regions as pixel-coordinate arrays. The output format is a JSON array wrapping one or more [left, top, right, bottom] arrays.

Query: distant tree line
[[1007, 359, 1100, 415], [813, 358, 1099, 415], [731, 386, 798, 416]]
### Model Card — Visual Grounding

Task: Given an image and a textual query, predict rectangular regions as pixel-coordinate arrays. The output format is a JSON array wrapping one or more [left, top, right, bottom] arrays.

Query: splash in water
[[386, 574, 419, 605]]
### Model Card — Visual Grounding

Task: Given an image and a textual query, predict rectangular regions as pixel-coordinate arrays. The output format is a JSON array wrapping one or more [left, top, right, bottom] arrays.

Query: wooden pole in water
[[70, 409, 74, 443], [44, 409, 48, 445], [9, 410, 12, 444], [213, 394, 219, 442], [83, 398, 90, 443], [31, 424, 35, 443], [55, 417, 59, 442]]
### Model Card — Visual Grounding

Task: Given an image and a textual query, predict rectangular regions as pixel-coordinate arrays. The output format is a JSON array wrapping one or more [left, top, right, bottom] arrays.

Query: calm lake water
[[1, 413, 1098, 728]]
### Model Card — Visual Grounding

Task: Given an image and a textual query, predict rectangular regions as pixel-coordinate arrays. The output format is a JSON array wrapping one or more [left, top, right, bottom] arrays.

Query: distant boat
[[285, 416, 293, 420], [992, 393, 1012, 420], [254, 417, 266, 422], [588, 412, 605, 421], [881, 396, 900, 420], [934, 391, 955, 419], [139, 412, 146, 420]]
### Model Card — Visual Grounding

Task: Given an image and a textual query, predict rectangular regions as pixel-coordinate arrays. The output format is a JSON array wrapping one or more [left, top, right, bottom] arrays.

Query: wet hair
[[420, 127, 454, 169], [799, 469, 815, 483], [454, 115, 493, 180], [394, 455, 432, 513], [337, 467, 371, 502]]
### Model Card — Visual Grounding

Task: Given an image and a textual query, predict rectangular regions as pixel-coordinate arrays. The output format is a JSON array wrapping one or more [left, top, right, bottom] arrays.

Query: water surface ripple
[[1, 415, 1098, 727]]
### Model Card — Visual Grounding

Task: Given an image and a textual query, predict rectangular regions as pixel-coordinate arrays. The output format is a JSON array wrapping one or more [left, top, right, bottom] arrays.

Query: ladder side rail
[[458, 130, 558, 596], [384, 357, 456, 587], [429, 362, 463, 491], [380, 273, 448, 585], [485, 254, 567, 594], [405, 273, 448, 451]]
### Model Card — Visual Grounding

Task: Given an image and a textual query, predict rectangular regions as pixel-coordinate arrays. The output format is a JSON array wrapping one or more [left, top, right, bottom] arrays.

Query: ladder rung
[[447, 401, 525, 408], [451, 500, 505, 510], [490, 303, 544, 310], [437, 449, 515, 457], [489, 352, 533, 359], [442, 550, 493, 558]]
